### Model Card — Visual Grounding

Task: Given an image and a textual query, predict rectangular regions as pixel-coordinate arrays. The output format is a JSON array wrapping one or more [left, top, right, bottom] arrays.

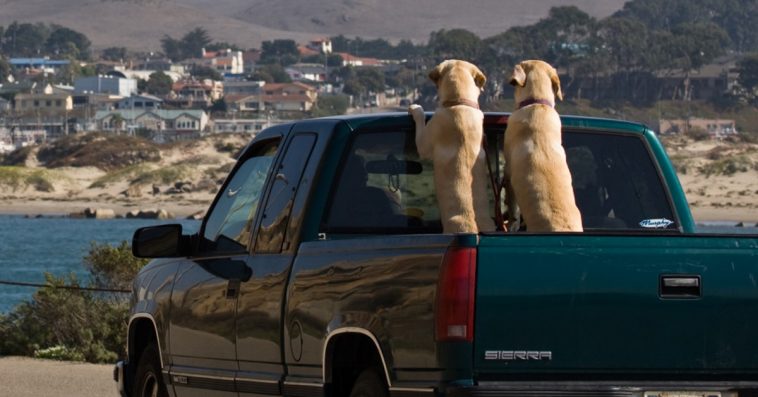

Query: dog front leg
[[408, 104, 432, 159], [503, 171, 521, 233]]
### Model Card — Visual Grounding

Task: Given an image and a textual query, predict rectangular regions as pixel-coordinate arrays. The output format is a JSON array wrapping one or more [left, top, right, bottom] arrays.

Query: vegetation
[[35, 132, 161, 171], [0, 166, 57, 192], [0, 241, 148, 363]]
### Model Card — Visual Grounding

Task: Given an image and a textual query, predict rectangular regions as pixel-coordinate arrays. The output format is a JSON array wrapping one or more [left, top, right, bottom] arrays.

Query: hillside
[[0, 0, 627, 50]]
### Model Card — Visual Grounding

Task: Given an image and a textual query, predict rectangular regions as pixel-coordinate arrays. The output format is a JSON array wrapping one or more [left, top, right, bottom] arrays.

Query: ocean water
[[0, 215, 199, 314], [0, 216, 755, 314]]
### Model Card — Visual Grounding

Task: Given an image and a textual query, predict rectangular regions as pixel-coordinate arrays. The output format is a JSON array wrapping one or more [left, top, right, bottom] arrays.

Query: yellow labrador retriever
[[503, 60, 583, 232], [409, 59, 494, 233]]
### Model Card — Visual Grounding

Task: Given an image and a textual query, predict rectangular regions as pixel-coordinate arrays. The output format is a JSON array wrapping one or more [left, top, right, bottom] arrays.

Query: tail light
[[435, 246, 477, 342]]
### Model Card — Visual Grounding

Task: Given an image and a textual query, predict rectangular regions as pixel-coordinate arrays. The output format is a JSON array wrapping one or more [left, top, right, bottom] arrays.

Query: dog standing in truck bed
[[409, 59, 494, 233], [503, 60, 583, 232]]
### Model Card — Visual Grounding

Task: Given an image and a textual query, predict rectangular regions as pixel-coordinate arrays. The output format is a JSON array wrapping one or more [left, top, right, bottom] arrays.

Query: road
[[0, 356, 115, 396]]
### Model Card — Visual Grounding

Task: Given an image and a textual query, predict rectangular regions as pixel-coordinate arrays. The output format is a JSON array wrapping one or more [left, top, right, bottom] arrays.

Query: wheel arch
[[323, 328, 391, 397], [128, 314, 163, 370]]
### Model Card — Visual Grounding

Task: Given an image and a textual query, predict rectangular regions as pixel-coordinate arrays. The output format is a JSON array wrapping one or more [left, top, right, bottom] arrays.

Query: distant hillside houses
[[659, 118, 739, 139]]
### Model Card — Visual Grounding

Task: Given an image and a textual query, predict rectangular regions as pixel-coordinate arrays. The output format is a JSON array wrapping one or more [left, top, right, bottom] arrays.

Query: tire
[[133, 343, 168, 397], [349, 368, 388, 397]]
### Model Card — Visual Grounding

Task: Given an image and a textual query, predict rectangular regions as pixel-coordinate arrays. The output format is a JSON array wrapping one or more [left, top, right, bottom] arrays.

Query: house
[[0, 97, 10, 114], [74, 75, 137, 97], [223, 80, 265, 96], [226, 82, 318, 113], [108, 66, 184, 83], [198, 48, 245, 75], [659, 118, 739, 139], [95, 109, 209, 141], [242, 50, 262, 74], [117, 94, 163, 111], [167, 79, 223, 108], [14, 84, 73, 116], [9, 57, 71, 75], [212, 117, 292, 135], [286, 63, 327, 82], [335, 52, 383, 67]]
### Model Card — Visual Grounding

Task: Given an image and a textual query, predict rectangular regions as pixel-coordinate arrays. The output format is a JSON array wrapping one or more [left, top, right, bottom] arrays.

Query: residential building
[[223, 80, 265, 96], [242, 50, 262, 74], [117, 94, 163, 111], [95, 109, 209, 141], [659, 118, 739, 139], [286, 63, 327, 82], [199, 48, 245, 75], [212, 117, 292, 135], [167, 79, 223, 109], [336, 52, 382, 67], [226, 82, 318, 113], [14, 84, 73, 117], [0, 97, 10, 114], [74, 75, 137, 97], [9, 58, 71, 75]]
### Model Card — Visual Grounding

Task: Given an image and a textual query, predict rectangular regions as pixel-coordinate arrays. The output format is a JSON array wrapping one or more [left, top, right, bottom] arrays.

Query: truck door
[[235, 131, 319, 396], [168, 138, 280, 397]]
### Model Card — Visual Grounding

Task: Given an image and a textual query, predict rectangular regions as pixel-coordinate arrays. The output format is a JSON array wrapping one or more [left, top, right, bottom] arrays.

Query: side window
[[563, 131, 676, 230], [256, 134, 316, 253], [201, 140, 280, 253], [323, 130, 441, 234]]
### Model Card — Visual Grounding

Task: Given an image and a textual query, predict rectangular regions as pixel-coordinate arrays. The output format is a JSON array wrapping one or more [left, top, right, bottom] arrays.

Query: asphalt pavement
[[0, 356, 115, 396]]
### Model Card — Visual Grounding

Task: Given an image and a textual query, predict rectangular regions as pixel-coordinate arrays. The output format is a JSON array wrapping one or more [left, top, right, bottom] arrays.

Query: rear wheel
[[133, 343, 168, 397], [349, 368, 388, 397]]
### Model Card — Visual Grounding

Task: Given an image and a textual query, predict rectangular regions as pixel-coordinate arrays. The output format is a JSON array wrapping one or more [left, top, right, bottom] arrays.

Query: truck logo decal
[[484, 350, 552, 361], [639, 218, 674, 228]]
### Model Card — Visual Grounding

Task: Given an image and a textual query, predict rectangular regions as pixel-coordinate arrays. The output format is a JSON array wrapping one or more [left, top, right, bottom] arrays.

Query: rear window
[[322, 127, 677, 234]]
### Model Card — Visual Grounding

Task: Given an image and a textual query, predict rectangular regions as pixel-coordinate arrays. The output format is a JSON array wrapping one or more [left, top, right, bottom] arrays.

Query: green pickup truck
[[115, 112, 758, 397]]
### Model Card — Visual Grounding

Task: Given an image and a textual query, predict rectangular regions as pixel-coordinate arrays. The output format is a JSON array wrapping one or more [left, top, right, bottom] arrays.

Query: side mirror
[[133, 224, 187, 258]]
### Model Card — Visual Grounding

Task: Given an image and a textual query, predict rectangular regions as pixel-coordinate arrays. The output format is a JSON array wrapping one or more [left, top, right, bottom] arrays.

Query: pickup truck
[[115, 112, 758, 397]]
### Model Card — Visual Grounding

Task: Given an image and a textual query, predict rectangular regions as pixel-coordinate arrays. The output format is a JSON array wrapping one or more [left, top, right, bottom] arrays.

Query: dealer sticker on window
[[639, 218, 674, 228]]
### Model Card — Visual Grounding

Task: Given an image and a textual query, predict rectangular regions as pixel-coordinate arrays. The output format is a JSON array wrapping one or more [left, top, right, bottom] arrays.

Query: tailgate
[[474, 234, 758, 377]]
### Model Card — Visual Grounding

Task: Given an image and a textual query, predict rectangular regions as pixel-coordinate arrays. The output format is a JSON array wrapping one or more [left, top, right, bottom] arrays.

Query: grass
[[0, 166, 59, 192], [698, 155, 754, 177], [89, 164, 150, 188], [130, 165, 192, 186]]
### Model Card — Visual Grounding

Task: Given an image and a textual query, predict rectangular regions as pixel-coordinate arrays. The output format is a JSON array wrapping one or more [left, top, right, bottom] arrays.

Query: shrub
[[0, 241, 148, 363]]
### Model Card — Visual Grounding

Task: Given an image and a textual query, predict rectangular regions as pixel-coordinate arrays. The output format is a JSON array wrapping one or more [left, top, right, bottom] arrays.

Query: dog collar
[[442, 98, 480, 109], [517, 98, 554, 109]]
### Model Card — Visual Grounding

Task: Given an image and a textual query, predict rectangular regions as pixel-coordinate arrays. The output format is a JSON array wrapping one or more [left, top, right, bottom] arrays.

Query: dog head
[[429, 60, 486, 103], [509, 60, 563, 106]]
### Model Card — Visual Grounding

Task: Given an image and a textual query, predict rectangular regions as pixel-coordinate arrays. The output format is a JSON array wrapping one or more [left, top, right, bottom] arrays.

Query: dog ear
[[509, 64, 526, 87], [473, 69, 486, 89], [429, 64, 443, 86], [550, 69, 563, 101]]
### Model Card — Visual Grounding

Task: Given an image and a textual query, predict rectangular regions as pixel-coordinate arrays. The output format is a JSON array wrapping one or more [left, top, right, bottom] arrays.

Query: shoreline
[[1, 198, 756, 226]]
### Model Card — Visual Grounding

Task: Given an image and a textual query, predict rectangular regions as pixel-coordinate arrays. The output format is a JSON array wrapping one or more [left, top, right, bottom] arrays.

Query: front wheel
[[133, 343, 168, 397], [349, 368, 388, 397]]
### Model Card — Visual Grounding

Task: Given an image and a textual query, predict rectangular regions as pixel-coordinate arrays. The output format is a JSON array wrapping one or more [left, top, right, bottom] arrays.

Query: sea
[[0, 216, 756, 314], [0, 215, 200, 314]]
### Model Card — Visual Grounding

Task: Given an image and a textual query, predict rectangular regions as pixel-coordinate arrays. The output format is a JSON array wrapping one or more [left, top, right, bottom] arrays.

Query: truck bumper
[[114, 360, 128, 397], [445, 381, 754, 397]]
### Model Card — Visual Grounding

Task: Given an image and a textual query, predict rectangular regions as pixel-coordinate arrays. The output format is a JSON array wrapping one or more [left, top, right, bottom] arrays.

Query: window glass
[[323, 130, 441, 234], [202, 140, 279, 252], [563, 131, 676, 230], [256, 134, 316, 252]]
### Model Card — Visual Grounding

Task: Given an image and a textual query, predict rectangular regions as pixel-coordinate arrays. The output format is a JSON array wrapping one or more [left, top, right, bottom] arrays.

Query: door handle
[[659, 275, 701, 299]]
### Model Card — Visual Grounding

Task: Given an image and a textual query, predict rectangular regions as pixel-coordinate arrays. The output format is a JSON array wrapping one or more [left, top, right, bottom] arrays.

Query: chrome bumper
[[114, 360, 128, 397]]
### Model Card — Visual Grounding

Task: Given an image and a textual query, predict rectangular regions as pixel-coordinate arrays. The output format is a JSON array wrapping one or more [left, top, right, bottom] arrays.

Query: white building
[[74, 75, 137, 97]]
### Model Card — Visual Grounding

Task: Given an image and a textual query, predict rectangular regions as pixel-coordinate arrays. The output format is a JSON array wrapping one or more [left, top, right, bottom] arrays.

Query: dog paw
[[408, 104, 424, 121]]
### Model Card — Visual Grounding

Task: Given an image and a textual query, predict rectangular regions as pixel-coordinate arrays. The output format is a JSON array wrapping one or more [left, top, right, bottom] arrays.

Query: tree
[[2, 22, 49, 57], [428, 29, 483, 62], [250, 64, 291, 83], [311, 94, 350, 117], [145, 71, 173, 96], [45, 26, 91, 59], [180, 27, 212, 59], [737, 53, 758, 99], [101, 47, 127, 62], [0, 57, 10, 82], [205, 42, 242, 52], [260, 39, 300, 65], [160, 35, 182, 61], [193, 65, 223, 81]]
